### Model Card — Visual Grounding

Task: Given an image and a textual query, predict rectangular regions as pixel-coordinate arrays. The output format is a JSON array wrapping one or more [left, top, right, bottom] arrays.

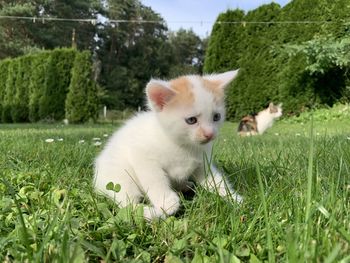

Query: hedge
[[204, 0, 350, 120], [0, 48, 99, 123]]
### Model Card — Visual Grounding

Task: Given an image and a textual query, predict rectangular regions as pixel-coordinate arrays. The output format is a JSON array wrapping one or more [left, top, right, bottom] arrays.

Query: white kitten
[[94, 70, 242, 220]]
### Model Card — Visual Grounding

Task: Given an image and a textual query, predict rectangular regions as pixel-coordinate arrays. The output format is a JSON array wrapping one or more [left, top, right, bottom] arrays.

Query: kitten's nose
[[203, 131, 214, 141]]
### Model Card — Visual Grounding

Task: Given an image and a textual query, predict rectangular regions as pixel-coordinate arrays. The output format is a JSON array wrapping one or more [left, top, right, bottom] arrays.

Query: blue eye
[[185, 117, 197, 125], [213, 113, 221, 122]]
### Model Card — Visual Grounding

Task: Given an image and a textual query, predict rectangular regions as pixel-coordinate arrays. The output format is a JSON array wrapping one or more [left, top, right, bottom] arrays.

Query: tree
[[0, 59, 10, 120], [12, 55, 31, 122], [0, 2, 37, 58], [39, 48, 76, 120], [204, 0, 350, 119], [65, 51, 98, 123], [97, 0, 170, 110], [28, 51, 50, 122], [0, 0, 101, 59], [168, 28, 205, 77]]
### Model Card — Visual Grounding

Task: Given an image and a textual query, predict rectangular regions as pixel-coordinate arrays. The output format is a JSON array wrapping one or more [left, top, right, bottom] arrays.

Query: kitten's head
[[146, 70, 239, 147], [268, 102, 283, 119]]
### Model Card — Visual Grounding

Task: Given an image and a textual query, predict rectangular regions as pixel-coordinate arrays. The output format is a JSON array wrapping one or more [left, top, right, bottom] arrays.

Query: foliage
[[168, 29, 207, 77], [0, 0, 207, 112], [39, 48, 76, 121], [0, 116, 349, 261], [205, 0, 350, 120], [0, 59, 10, 119], [0, 48, 99, 123], [12, 55, 32, 122], [66, 51, 99, 123], [28, 51, 50, 122]]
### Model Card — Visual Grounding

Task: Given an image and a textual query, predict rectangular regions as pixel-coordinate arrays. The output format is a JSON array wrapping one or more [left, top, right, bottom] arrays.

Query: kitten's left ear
[[203, 69, 239, 89], [146, 79, 176, 111]]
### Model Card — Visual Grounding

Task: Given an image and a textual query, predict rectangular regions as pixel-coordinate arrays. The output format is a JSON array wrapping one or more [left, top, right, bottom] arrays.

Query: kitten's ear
[[146, 79, 176, 111], [204, 69, 239, 89]]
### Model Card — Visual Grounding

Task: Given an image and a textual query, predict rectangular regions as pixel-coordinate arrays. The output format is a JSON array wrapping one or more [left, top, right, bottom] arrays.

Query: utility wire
[[0, 15, 348, 25]]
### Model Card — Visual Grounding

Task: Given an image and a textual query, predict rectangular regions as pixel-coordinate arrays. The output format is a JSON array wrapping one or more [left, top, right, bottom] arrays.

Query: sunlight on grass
[[0, 118, 349, 261]]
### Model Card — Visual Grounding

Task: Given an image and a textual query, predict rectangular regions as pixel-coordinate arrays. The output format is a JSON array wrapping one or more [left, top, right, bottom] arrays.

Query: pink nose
[[204, 131, 214, 141]]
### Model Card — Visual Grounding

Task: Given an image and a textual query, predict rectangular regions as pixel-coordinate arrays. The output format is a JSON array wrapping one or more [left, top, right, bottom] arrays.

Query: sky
[[141, 0, 292, 37]]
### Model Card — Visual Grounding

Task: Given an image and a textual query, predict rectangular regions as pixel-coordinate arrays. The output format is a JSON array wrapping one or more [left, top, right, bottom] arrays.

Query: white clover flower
[[57, 138, 64, 142], [92, 137, 101, 141], [78, 140, 85, 144], [94, 141, 102, 146], [103, 134, 109, 137], [45, 138, 54, 143]]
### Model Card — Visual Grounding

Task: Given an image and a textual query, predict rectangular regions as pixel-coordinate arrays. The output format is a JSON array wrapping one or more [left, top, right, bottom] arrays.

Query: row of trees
[[0, 49, 98, 123], [204, 0, 350, 119], [0, 0, 207, 116]]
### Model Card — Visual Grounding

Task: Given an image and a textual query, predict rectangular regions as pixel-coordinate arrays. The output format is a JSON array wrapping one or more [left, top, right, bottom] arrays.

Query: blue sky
[[141, 0, 291, 37]]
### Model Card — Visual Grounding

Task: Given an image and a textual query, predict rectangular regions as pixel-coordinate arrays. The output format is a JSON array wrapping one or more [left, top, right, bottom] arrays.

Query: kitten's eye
[[213, 113, 221, 122], [185, 117, 197, 125]]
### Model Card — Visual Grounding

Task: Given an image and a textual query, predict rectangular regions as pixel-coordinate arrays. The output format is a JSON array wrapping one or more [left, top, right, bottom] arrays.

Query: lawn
[[0, 108, 349, 262]]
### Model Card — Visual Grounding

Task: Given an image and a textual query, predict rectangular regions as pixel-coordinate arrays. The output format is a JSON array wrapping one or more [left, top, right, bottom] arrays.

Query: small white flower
[[94, 141, 102, 146], [92, 137, 101, 141], [274, 133, 279, 136], [103, 134, 109, 137], [78, 140, 85, 144], [57, 138, 64, 142], [45, 138, 54, 143]]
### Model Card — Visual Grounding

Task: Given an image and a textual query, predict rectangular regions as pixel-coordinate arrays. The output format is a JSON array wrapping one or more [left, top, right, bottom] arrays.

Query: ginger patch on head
[[167, 77, 195, 108], [202, 79, 225, 101]]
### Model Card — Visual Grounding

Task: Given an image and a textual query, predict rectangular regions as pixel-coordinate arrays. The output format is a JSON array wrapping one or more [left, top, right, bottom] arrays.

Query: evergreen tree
[[39, 48, 76, 121], [65, 51, 98, 123], [11, 55, 31, 122], [0, 59, 10, 120], [28, 51, 50, 122], [2, 60, 18, 122]]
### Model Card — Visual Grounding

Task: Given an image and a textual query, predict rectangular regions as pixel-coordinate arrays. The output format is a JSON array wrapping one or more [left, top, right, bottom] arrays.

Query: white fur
[[94, 71, 242, 220], [256, 104, 282, 134]]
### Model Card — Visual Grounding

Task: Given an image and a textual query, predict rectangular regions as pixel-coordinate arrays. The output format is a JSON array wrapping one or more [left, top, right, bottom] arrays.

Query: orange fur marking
[[167, 77, 194, 108], [202, 79, 224, 101]]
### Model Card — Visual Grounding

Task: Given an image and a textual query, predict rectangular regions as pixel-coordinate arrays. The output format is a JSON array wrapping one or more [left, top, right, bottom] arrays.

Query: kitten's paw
[[146, 191, 180, 220], [143, 206, 164, 221], [161, 192, 180, 215]]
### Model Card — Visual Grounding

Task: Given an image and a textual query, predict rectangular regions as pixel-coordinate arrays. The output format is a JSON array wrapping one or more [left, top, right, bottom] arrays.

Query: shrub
[[65, 51, 98, 123], [28, 51, 50, 122], [39, 48, 76, 121], [0, 59, 10, 121], [12, 55, 32, 122]]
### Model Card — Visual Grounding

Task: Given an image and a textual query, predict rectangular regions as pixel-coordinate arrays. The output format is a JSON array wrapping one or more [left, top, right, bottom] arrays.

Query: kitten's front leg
[[193, 165, 243, 203], [132, 162, 181, 220]]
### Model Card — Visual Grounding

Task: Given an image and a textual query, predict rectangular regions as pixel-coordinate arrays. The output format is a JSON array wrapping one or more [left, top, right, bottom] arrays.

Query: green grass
[[0, 113, 349, 262]]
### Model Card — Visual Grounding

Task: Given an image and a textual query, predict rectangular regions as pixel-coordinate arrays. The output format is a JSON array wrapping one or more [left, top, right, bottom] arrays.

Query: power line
[[0, 15, 348, 25]]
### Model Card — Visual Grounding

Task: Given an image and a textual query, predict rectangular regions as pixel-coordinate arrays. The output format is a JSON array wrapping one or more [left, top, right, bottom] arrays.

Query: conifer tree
[[39, 48, 76, 121], [65, 51, 98, 123]]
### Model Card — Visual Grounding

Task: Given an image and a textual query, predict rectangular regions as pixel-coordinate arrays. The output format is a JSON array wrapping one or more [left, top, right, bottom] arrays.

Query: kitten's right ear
[[146, 79, 176, 111]]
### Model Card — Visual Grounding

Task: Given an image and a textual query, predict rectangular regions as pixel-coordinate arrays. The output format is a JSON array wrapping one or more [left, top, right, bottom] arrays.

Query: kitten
[[94, 70, 242, 220], [238, 102, 282, 136]]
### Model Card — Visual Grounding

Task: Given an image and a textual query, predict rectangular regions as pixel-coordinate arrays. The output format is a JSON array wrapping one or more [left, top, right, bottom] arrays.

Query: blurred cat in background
[[238, 102, 282, 136]]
